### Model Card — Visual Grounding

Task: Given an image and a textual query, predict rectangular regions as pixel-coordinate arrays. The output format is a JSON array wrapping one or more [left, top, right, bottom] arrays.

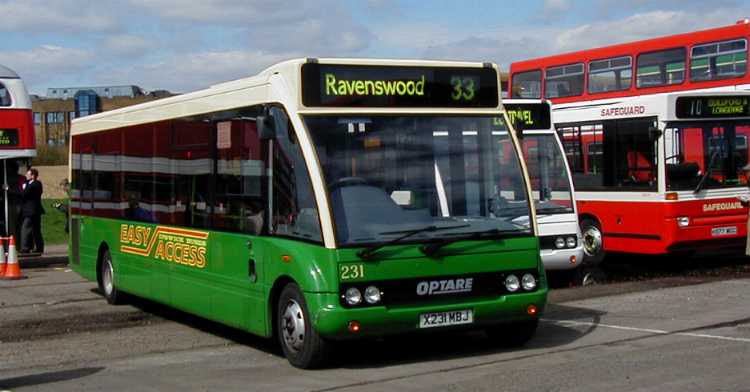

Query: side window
[[92, 129, 122, 218], [122, 124, 157, 224], [511, 70, 542, 99], [205, 107, 266, 235], [637, 48, 686, 88], [545, 63, 584, 98], [589, 56, 632, 93], [71, 134, 96, 215], [557, 124, 604, 190], [270, 107, 322, 242], [602, 119, 658, 191], [690, 39, 747, 81], [170, 118, 212, 229], [0, 83, 10, 107]]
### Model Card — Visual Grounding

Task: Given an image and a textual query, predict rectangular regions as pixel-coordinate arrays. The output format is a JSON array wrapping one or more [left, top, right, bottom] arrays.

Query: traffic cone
[[2, 236, 25, 280], [0, 240, 6, 276]]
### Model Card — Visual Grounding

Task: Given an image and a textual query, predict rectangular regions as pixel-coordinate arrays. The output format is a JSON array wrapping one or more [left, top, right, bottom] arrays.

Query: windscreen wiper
[[420, 228, 526, 257], [694, 150, 719, 193], [356, 224, 470, 260]]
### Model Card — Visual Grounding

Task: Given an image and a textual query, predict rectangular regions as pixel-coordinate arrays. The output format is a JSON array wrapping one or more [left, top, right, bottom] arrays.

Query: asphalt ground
[[1, 257, 749, 392]]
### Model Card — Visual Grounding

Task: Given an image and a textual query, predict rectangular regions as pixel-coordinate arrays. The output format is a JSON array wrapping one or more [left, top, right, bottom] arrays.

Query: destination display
[[301, 63, 499, 108], [675, 96, 750, 118], [0, 129, 19, 146], [503, 102, 551, 131]]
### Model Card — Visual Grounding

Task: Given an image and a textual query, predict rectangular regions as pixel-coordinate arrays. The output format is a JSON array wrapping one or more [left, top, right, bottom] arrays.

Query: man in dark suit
[[20, 167, 44, 253]]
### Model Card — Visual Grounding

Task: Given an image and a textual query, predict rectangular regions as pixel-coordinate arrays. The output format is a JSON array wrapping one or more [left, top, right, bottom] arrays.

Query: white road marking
[[545, 319, 750, 343]]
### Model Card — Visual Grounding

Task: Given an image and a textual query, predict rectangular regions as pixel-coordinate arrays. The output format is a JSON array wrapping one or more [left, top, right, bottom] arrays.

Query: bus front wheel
[[99, 250, 124, 305], [581, 218, 606, 266], [277, 283, 331, 369]]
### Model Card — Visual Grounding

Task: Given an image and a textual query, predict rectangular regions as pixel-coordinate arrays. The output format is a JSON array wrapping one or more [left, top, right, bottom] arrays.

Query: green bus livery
[[69, 58, 548, 368]]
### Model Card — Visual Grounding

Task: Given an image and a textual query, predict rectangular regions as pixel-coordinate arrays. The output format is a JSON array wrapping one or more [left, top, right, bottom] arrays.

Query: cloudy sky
[[0, 0, 748, 95]]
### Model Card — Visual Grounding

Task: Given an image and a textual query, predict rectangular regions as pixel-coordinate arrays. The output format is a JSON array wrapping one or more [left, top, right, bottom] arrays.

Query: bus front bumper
[[540, 246, 585, 270], [307, 289, 548, 339]]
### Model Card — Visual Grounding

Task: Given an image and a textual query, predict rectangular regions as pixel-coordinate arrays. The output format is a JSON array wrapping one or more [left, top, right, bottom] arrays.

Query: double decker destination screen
[[675, 96, 750, 118], [301, 63, 499, 108]]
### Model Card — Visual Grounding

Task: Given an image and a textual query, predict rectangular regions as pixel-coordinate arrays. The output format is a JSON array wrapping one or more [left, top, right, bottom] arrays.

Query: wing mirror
[[257, 113, 276, 140]]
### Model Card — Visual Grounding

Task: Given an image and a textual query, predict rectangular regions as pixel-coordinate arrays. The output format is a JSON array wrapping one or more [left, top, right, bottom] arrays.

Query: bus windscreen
[[301, 63, 499, 108], [675, 96, 750, 118], [503, 102, 551, 131]]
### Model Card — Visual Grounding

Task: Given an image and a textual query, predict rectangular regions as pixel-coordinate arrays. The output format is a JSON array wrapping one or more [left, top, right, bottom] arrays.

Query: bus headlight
[[678, 217, 690, 227], [364, 286, 381, 304], [521, 273, 537, 291], [344, 287, 362, 305], [554, 237, 566, 249], [566, 236, 577, 248], [505, 274, 520, 292]]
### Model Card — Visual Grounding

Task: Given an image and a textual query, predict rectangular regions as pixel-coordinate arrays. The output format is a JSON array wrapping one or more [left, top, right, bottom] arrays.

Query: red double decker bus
[[509, 20, 750, 104], [509, 21, 750, 264], [0, 64, 36, 236]]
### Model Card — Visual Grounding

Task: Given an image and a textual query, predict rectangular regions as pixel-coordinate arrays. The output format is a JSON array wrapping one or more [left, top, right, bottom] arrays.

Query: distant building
[[32, 85, 175, 146], [46, 85, 144, 100]]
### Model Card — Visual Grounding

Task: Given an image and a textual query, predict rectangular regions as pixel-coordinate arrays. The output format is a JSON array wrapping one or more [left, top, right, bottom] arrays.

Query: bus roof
[[511, 21, 750, 71], [0, 64, 19, 79], [71, 58, 499, 136]]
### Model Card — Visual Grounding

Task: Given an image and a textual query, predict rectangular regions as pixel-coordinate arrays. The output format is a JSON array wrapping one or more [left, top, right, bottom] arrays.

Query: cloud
[[399, 6, 750, 69], [101, 35, 156, 56], [0, 1, 118, 33], [540, 0, 571, 19], [127, 0, 309, 25], [95, 50, 298, 93], [0, 45, 95, 93]]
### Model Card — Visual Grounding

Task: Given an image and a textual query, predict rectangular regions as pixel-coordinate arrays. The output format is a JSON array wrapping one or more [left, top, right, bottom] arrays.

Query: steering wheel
[[328, 176, 368, 189]]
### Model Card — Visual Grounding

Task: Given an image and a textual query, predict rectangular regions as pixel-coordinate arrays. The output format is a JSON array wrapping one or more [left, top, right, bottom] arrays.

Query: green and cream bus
[[69, 58, 548, 368]]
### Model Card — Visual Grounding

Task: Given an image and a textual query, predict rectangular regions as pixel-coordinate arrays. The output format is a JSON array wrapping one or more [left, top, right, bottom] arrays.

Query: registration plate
[[711, 226, 737, 237], [419, 309, 473, 328]]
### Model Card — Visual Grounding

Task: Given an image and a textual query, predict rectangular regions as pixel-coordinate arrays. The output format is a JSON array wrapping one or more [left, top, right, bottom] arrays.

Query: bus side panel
[[71, 216, 100, 282], [168, 231, 265, 335], [577, 199, 669, 254], [259, 239, 338, 336]]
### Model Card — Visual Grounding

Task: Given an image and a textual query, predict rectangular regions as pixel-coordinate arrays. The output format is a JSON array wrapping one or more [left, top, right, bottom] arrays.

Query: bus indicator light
[[665, 192, 679, 200], [569, 255, 577, 265], [348, 321, 361, 333], [281, 255, 292, 263], [527, 304, 538, 316]]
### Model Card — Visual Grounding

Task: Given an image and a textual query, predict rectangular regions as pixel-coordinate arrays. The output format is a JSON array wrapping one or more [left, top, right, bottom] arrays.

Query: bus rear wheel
[[277, 283, 331, 369], [581, 218, 605, 266], [486, 320, 539, 347], [99, 250, 124, 305]]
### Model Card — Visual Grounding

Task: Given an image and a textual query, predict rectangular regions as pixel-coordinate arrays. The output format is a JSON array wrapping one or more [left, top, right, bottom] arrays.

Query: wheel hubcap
[[582, 226, 602, 257], [103, 258, 114, 296], [281, 299, 305, 353]]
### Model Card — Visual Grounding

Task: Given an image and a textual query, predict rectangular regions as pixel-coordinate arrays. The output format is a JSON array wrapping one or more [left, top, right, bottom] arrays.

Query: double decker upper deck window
[[636, 48, 686, 88], [511, 70, 542, 99], [545, 63, 584, 98], [588, 56, 632, 93], [690, 38, 747, 81]]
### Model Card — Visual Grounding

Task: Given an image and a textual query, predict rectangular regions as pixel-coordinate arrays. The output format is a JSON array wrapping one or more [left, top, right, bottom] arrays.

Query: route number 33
[[451, 76, 477, 102], [339, 264, 365, 281]]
